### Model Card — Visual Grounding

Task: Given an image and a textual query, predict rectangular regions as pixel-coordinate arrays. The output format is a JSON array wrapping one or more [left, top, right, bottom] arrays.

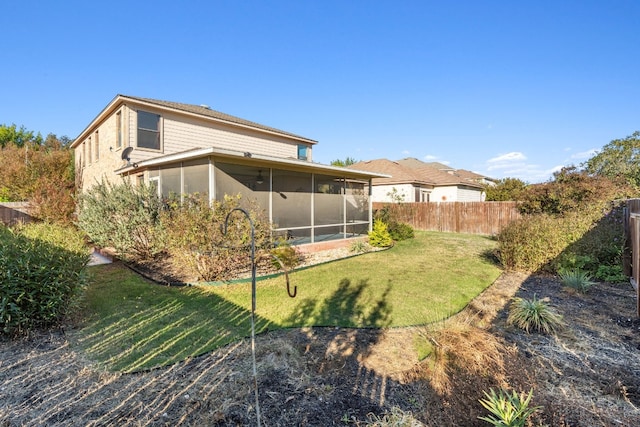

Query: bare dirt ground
[[1, 267, 640, 426]]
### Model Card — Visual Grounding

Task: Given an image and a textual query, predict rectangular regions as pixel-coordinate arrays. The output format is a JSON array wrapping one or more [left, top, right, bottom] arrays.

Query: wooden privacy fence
[[624, 198, 640, 316], [0, 202, 33, 227], [373, 201, 521, 235]]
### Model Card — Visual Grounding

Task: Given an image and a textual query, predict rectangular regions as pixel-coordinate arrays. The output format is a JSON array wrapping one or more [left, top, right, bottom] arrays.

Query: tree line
[[0, 124, 75, 224]]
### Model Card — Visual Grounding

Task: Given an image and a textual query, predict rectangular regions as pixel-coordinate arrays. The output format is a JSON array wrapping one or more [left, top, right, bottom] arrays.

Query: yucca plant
[[559, 268, 597, 293], [478, 388, 541, 427], [507, 295, 563, 334]]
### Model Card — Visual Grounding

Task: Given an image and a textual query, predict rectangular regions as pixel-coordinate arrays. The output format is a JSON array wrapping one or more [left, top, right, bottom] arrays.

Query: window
[[116, 111, 122, 149], [137, 110, 161, 150], [82, 142, 86, 167], [87, 137, 92, 164], [297, 144, 308, 161], [94, 131, 99, 161]]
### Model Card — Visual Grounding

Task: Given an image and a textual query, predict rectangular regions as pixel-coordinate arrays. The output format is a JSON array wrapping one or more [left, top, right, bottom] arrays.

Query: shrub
[[368, 219, 393, 248], [595, 264, 627, 283], [0, 225, 89, 335], [559, 268, 596, 293], [77, 179, 163, 261], [269, 240, 301, 269], [161, 193, 272, 281], [507, 295, 563, 334], [388, 221, 415, 241], [374, 205, 415, 241], [478, 388, 541, 427], [15, 222, 88, 254], [349, 239, 371, 254], [498, 213, 580, 272]]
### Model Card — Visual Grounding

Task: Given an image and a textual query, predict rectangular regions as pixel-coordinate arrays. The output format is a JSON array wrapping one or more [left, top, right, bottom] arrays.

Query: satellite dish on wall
[[121, 146, 134, 164]]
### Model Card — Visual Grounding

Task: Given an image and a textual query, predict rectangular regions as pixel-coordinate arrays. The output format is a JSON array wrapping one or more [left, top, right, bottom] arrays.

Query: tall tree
[[0, 133, 75, 223], [484, 177, 528, 201], [0, 123, 43, 148], [583, 131, 640, 188], [330, 157, 358, 167]]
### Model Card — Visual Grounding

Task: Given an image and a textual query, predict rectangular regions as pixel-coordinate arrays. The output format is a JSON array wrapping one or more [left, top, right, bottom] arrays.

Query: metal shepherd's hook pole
[[223, 208, 261, 426], [223, 207, 297, 426]]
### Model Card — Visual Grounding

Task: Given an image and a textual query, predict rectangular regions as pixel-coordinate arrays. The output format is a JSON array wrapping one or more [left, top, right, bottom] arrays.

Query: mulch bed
[[1, 270, 640, 426]]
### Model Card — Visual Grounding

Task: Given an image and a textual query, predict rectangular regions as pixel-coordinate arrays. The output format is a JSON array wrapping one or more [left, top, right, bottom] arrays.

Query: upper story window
[[116, 111, 122, 149], [297, 144, 308, 161], [87, 137, 92, 164], [137, 110, 161, 150], [94, 130, 99, 161]]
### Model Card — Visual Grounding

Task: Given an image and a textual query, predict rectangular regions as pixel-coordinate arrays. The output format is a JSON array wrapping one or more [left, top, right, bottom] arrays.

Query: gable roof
[[347, 159, 431, 186], [349, 158, 484, 188], [398, 158, 455, 172], [72, 94, 317, 148]]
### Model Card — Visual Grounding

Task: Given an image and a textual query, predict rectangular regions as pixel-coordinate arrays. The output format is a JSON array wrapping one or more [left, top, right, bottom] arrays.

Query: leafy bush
[[349, 239, 371, 254], [507, 295, 563, 334], [269, 240, 301, 269], [374, 205, 415, 241], [0, 225, 89, 335], [595, 264, 626, 283], [368, 219, 393, 248], [478, 388, 541, 427], [497, 212, 590, 272], [15, 222, 88, 254], [77, 179, 163, 261], [0, 139, 76, 225], [388, 221, 415, 241], [559, 268, 596, 293], [161, 194, 272, 281], [517, 167, 632, 217]]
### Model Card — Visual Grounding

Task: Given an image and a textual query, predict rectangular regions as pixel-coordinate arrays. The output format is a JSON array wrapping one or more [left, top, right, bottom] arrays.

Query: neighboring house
[[348, 158, 486, 203], [71, 95, 386, 245], [404, 159, 496, 187], [453, 169, 497, 187]]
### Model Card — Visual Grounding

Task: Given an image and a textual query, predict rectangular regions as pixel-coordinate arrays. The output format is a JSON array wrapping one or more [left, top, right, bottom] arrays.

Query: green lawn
[[73, 231, 501, 372]]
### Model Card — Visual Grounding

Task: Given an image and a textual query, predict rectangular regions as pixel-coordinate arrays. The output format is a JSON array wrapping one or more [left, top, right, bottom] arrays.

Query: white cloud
[[571, 148, 599, 160], [401, 150, 410, 155], [479, 151, 564, 183], [423, 154, 437, 160], [487, 152, 527, 163]]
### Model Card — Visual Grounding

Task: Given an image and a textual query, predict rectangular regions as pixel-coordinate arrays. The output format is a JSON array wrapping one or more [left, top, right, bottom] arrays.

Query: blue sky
[[2, 0, 639, 183]]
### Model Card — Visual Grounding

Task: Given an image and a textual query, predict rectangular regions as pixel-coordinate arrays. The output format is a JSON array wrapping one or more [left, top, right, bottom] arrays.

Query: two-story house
[[71, 95, 385, 245]]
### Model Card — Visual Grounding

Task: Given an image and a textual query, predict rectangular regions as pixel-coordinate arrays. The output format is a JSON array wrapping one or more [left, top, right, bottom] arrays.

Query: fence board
[[624, 199, 640, 316], [0, 202, 33, 227], [373, 201, 521, 235]]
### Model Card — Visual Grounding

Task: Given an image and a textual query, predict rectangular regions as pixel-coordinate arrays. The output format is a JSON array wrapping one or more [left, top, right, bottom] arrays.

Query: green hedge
[[0, 225, 89, 335]]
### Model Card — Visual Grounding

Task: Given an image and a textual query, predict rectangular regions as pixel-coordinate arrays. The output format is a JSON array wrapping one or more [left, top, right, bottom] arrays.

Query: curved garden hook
[[222, 207, 261, 426], [221, 207, 297, 426], [269, 253, 297, 298]]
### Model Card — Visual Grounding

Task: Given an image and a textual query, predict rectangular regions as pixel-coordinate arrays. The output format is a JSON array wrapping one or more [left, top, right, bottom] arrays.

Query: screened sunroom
[[121, 147, 385, 245]]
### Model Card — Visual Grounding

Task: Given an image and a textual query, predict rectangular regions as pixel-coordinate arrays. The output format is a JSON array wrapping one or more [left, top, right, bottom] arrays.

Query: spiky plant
[[478, 388, 541, 427], [507, 295, 563, 334], [559, 268, 597, 293]]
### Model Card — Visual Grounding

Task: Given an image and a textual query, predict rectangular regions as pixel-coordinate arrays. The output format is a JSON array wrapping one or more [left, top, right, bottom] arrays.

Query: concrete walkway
[[87, 249, 113, 266]]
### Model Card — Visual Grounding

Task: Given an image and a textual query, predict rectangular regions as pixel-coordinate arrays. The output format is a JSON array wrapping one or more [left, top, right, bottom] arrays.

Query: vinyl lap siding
[[457, 186, 483, 202], [163, 116, 298, 159]]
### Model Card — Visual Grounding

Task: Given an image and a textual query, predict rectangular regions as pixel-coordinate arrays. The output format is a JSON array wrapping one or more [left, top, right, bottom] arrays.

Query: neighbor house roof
[[349, 158, 484, 188], [397, 157, 486, 188], [454, 169, 496, 183], [398, 158, 456, 172], [72, 94, 317, 148], [347, 159, 433, 186]]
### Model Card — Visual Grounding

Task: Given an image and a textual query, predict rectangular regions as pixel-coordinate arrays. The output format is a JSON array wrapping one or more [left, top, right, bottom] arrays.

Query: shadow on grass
[[74, 264, 276, 373], [285, 278, 392, 328]]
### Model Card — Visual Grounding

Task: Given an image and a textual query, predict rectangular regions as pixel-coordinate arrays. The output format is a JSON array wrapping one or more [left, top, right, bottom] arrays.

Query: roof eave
[[116, 147, 390, 179]]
